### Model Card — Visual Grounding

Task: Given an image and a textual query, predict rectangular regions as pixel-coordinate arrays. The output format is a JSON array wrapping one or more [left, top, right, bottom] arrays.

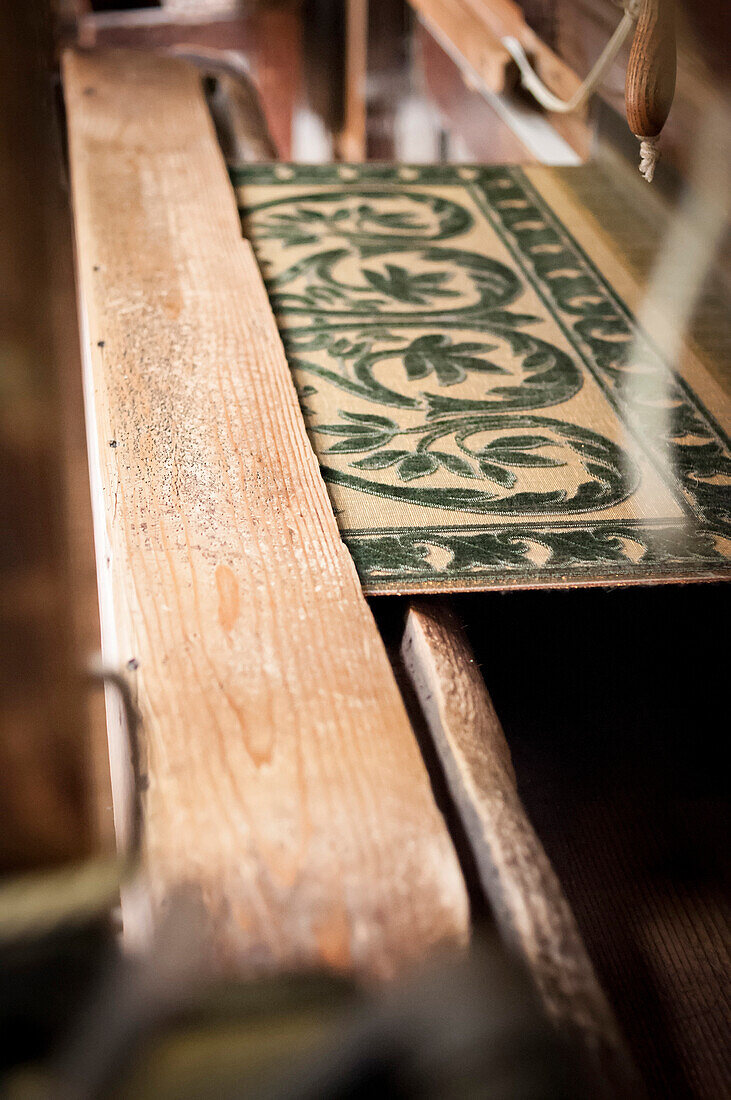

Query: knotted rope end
[[637, 135, 660, 183]]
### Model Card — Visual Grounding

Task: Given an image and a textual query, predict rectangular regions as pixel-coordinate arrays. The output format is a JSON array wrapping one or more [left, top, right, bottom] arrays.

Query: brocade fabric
[[234, 164, 731, 593]]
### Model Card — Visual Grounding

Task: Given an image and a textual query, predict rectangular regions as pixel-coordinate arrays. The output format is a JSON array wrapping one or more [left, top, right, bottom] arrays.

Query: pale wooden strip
[[63, 48, 468, 979], [341, 0, 368, 161], [402, 600, 638, 1088]]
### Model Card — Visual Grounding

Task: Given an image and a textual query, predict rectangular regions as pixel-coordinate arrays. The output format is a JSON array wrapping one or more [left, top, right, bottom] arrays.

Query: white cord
[[502, 1, 640, 115], [637, 135, 660, 182]]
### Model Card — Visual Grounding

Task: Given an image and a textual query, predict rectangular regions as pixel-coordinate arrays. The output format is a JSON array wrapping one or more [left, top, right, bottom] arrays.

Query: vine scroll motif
[[243, 184, 636, 516], [234, 165, 730, 588]]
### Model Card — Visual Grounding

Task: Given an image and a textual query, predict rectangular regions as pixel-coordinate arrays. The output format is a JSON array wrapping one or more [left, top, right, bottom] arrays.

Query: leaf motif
[[317, 410, 397, 453], [521, 350, 557, 371], [352, 450, 409, 469], [362, 264, 458, 304], [482, 435, 554, 452], [424, 393, 493, 420], [343, 342, 368, 359], [267, 212, 308, 224], [482, 309, 538, 327], [397, 453, 439, 481], [494, 450, 564, 467], [341, 411, 398, 428], [296, 206, 328, 221], [289, 332, 332, 352], [357, 207, 423, 230], [318, 423, 380, 435], [326, 432, 392, 453], [453, 357, 507, 374], [478, 460, 517, 488], [433, 452, 479, 478], [403, 334, 505, 386], [356, 327, 402, 340], [271, 232, 319, 247], [403, 353, 431, 381], [330, 338, 353, 355]]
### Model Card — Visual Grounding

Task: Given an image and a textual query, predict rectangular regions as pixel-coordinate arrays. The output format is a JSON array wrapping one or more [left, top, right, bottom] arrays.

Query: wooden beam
[[462, 0, 582, 103], [402, 601, 638, 1089], [414, 21, 541, 162], [63, 48, 468, 979], [409, 0, 515, 95], [412, 0, 591, 156]]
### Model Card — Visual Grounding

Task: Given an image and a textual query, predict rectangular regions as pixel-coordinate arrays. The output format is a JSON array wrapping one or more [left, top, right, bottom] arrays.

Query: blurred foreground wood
[[0, 0, 97, 873], [402, 600, 639, 1093]]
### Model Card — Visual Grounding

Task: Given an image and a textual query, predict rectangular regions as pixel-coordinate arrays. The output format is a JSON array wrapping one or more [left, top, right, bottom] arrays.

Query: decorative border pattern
[[475, 169, 731, 537], [233, 164, 731, 591], [344, 521, 724, 589]]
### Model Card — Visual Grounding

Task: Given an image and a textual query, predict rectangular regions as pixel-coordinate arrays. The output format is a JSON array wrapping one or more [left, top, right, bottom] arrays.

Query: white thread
[[637, 134, 660, 182], [502, 1, 640, 114]]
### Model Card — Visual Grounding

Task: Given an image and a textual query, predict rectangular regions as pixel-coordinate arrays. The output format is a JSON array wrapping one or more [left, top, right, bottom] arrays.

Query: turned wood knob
[[625, 0, 676, 180]]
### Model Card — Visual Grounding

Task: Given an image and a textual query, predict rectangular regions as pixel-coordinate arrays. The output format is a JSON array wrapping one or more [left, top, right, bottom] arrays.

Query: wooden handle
[[625, 0, 676, 139]]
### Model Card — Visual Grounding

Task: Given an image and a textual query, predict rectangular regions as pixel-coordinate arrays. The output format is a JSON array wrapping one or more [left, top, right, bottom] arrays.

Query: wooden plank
[[401, 600, 638, 1090], [63, 48, 468, 978]]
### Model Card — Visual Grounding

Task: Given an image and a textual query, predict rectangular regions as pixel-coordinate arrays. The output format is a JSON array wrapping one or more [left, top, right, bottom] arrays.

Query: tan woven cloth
[[234, 164, 730, 593]]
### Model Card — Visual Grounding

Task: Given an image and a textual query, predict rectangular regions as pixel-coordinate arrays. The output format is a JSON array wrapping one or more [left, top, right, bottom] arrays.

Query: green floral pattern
[[233, 164, 730, 591]]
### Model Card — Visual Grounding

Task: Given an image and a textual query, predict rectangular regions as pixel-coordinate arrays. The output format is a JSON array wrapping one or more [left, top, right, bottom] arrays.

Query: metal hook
[[85, 658, 144, 865]]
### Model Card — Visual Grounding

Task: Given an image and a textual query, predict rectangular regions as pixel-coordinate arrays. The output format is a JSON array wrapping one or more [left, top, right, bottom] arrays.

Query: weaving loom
[[2, 2, 729, 1097]]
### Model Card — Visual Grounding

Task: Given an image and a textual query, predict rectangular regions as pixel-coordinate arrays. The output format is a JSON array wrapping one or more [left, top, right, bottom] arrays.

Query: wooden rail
[[63, 48, 468, 979]]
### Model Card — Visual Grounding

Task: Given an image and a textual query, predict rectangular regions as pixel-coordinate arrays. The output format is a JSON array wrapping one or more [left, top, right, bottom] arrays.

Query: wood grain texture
[[63, 48, 468, 979], [402, 601, 638, 1092], [625, 0, 676, 137]]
